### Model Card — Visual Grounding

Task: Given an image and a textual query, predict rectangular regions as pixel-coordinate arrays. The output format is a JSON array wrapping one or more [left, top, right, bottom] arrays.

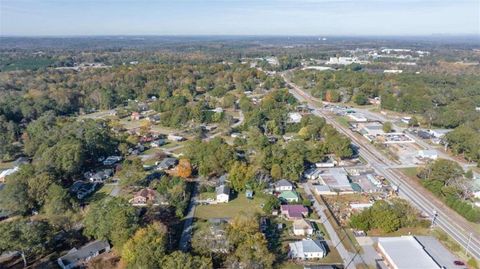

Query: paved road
[[179, 182, 198, 251], [303, 183, 359, 269], [282, 72, 480, 260]]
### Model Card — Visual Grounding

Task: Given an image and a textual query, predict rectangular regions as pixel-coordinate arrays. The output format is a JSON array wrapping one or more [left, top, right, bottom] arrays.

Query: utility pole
[[431, 210, 438, 226]]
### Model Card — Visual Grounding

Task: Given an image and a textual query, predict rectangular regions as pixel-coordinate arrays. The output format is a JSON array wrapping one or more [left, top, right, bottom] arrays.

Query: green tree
[[354, 93, 369, 105], [263, 195, 280, 214], [162, 251, 212, 269], [84, 197, 139, 248], [122, 222, 168, 269], [382, 122, 393, 133], [118, 157, 146, 186], [0, 219, 52, 267], [229, 162, 255, 192], [43, 183, 77, 229], [408, 116, 419, 127], [270, 163, 282, 179]]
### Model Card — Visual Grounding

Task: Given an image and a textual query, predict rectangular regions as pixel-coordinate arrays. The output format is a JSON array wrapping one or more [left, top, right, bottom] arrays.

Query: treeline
[[350, 198, 429, 233], [292, 69, 480, 128], [418, 159, 480, 222]]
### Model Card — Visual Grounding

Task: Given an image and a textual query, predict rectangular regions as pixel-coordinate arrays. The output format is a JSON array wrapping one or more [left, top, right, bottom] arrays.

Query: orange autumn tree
[[176, 158, 192, 178]]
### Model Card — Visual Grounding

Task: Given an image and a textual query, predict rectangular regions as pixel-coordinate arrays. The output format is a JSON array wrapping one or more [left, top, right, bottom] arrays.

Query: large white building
[[418, 150, 439, 160], [377, 236, 440, 269]]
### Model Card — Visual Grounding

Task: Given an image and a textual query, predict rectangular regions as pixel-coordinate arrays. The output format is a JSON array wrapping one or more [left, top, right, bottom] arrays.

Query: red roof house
[[280, 205, 308, 220]]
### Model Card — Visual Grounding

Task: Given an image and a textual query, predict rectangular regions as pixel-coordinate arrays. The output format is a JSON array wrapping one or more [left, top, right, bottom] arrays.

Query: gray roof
[[158, 157, 177, 169], [59, 240, 110, 266], [302, 239, 325, 253], [216, 185, 230, 196], [289, 239, 326, 259], [276, 179, 293, 187]]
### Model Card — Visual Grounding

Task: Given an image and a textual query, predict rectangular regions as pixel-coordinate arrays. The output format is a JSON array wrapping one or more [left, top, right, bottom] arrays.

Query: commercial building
[[377, 236, 440, 269], [318, 168, 353, 193], [418, 150, 439, 160]]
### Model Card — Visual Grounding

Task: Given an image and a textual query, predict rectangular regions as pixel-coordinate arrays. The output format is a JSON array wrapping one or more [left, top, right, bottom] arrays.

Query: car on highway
[[453, 261, 465, 266]]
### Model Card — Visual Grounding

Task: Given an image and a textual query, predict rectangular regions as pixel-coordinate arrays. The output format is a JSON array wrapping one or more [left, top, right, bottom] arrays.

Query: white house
[[275, 179, 294, 192], [293, 219, 314, 236], [418, 150, 438, 160], [289, 239, 326, 260], [58, 240, 111, 269], [216, 185, 230, 203], [167, 134, 185, 142], [0, 166, 19, 182], [288, 112, 303, 123]]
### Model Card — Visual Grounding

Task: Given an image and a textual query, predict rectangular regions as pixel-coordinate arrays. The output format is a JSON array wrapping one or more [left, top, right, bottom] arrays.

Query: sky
[[1, 0, 479, 36]]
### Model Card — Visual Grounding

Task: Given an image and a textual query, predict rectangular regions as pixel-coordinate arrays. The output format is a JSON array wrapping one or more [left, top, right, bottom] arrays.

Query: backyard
[[194, 192, 267, 219]]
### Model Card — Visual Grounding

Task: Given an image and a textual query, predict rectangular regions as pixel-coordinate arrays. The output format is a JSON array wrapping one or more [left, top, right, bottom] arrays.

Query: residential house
[[70, 181, 98, 200], [103, 156, 122, 166], [293, 219, 314, 236], [280, 205, 308, 220], [288, 112, 303, 123], [84, 169, 113, 183], [150, 139, 166, 148], [0, 166, 19, 182], [156, 157, 178, 171], [216, 185, 230, 203], [279, 190, 300, 203], [131, 112, 141, 121], [129, 188, 163, 206], [57, 240, 111, 269], [275, 179, 294, 192], [167, 134, 185, 142], [289, 239, 326, 260], [147, 114, 161, 123]]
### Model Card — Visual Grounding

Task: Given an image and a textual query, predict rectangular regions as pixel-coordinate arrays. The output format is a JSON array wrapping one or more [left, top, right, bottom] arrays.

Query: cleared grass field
[[194, 192, 266, 219]]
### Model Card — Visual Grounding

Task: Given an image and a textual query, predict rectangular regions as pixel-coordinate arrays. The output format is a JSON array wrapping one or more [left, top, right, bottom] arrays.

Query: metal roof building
[[377, 236, 440, 269]]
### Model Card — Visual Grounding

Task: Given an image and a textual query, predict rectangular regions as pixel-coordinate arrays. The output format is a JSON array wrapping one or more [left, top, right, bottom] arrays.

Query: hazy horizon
[[1, 0, 479, 37]]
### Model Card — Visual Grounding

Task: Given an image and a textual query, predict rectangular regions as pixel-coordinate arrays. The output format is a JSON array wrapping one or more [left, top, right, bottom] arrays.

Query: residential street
[[303, 183, 361, 269], [179, 182, 198, 251]]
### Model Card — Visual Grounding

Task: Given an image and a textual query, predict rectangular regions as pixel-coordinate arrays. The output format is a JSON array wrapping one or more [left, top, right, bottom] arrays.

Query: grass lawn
[[195, 192, 266, 219], [335, 116, 351, 128], [198, 192, 216, 200], [398, 167, 419, 179], [367, 226, 430, 237]]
